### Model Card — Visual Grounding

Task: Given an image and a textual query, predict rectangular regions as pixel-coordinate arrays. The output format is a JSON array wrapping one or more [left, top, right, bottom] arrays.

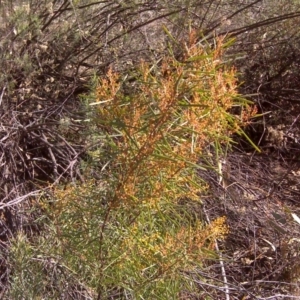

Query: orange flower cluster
[[94, 35, 244, 209]]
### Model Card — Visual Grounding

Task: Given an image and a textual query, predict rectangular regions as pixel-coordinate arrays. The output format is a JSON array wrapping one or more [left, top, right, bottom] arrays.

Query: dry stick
[[42, 133, 59, 177], [0, 157, 80, 209], [0, 190, 41, 209], [0, 86, 6, 107], [202, 157, 230, 300], [256, 295, 300, 300], [202, 206, 230, 300]]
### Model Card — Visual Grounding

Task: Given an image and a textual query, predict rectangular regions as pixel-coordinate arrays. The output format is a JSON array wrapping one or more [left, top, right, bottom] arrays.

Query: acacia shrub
[[5, 33, 255, 299]]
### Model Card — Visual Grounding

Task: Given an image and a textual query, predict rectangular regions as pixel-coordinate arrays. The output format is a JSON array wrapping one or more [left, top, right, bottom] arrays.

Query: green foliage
[[5, 32, 255, 299]]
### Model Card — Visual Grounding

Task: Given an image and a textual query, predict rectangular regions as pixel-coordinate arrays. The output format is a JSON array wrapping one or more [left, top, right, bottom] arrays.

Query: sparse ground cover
[[1, 1, 300, 299]]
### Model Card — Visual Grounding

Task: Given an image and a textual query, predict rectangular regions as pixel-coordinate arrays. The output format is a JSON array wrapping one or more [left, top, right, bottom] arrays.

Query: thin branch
[[203, 205, 230, 300], [0, 86, 6, 107], [0, 190, 40, 209]]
